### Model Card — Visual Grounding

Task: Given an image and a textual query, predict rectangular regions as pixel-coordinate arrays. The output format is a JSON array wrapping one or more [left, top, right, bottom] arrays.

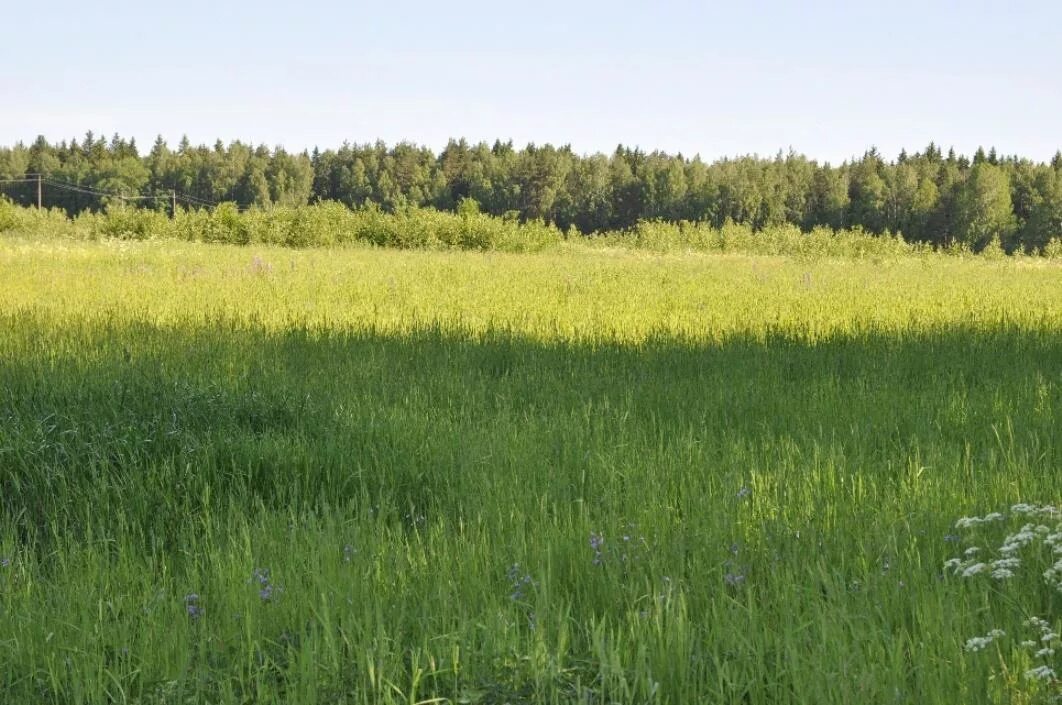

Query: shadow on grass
[[1, 311, 1059, 540]]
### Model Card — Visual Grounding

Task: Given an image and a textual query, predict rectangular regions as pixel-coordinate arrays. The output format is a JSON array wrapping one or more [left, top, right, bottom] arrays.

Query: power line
[[175, 192, 218, 207], [41, 180, 115, 198], [2, 173, 266, 215], [3, 173, 223, 211]]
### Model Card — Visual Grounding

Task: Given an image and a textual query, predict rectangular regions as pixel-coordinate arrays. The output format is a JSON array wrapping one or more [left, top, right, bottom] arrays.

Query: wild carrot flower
[[724, 572, 746, 587], [965, 630, 1004, 652], [952, 504, 1062, 690], [1024, 665, 1056, 681]]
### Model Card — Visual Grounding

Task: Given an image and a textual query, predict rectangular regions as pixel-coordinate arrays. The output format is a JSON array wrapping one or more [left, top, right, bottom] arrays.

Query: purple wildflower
[[184, 594, 203, 620], [589, 532, 605, 565], [250, 568, 280, 602], [506, 563, 536, 602]]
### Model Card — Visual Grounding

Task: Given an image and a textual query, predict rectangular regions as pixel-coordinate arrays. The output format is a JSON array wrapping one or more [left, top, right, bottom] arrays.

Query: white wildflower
[[991, 568, 1014, 579], [1022, 640, 1039, 648], [956, 516, 983, 529], [1024, 665, 1057, 681], [1011, 503, 1037, 514], [1036, 648, 1056, 658], [966, 630, 1006, 652], [984, 513, 1005, 522], [1042, 633, 1059, 643], [965, 547, 981, 556], [962, 563, 988, 577], [1001, 525, 1037, 550]]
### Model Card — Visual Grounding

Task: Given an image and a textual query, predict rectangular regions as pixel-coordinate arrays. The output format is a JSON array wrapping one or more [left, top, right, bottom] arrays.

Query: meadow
[[0, 234, 1060, 704]]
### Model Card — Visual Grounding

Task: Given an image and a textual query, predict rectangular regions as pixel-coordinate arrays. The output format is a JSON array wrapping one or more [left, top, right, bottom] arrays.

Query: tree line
[[1, 133, 1060, 251]]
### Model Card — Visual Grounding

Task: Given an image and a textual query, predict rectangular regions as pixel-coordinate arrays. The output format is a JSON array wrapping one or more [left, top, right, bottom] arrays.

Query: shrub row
[[0, 199, 563, 252], [2, 197, 1061, 257], [589, 219, 929, 258]]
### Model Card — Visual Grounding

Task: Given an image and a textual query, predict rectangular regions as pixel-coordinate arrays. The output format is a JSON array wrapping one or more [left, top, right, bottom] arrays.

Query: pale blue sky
[[3, 0, 1059, 163]]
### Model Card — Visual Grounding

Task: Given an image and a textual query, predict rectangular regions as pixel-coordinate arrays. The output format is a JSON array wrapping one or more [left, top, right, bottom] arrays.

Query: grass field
[[1, 237, 1060, 704]]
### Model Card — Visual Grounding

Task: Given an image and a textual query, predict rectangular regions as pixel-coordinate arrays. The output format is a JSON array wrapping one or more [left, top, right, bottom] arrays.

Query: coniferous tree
[[847, 151, 887, 232], [808, 166, 849, 230]]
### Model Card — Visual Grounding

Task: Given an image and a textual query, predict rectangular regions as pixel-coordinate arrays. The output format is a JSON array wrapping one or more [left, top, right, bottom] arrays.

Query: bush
[[86, 204, 174, 240], [0, 197, 18, 232], [585, 218, 926, 258], [0, 198, 1046, 258]]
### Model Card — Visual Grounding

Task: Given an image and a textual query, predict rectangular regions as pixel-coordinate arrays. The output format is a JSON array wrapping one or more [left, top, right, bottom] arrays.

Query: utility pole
[[36, 174, 42, 210], [171, 190, 177, 219]]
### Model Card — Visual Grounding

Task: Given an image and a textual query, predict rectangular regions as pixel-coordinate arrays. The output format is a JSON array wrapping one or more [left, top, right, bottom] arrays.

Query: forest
[[1, 133, 1061, 252]]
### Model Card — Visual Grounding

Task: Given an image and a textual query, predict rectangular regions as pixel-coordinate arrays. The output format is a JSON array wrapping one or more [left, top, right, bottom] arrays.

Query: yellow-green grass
[[0, 237, 1060, 704], [2, 238, 1060, 338]]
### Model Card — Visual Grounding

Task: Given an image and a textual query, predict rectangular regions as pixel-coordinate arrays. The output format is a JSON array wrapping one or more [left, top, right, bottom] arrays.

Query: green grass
[[1, 238, 1060, 703]]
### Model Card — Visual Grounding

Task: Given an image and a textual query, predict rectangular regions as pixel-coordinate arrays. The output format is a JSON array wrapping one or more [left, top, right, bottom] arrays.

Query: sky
[[2, 0, 1060, 164]]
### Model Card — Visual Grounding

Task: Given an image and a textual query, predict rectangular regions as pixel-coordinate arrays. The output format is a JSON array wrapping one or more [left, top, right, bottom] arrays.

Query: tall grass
[[0, 240, 1060, 703]]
